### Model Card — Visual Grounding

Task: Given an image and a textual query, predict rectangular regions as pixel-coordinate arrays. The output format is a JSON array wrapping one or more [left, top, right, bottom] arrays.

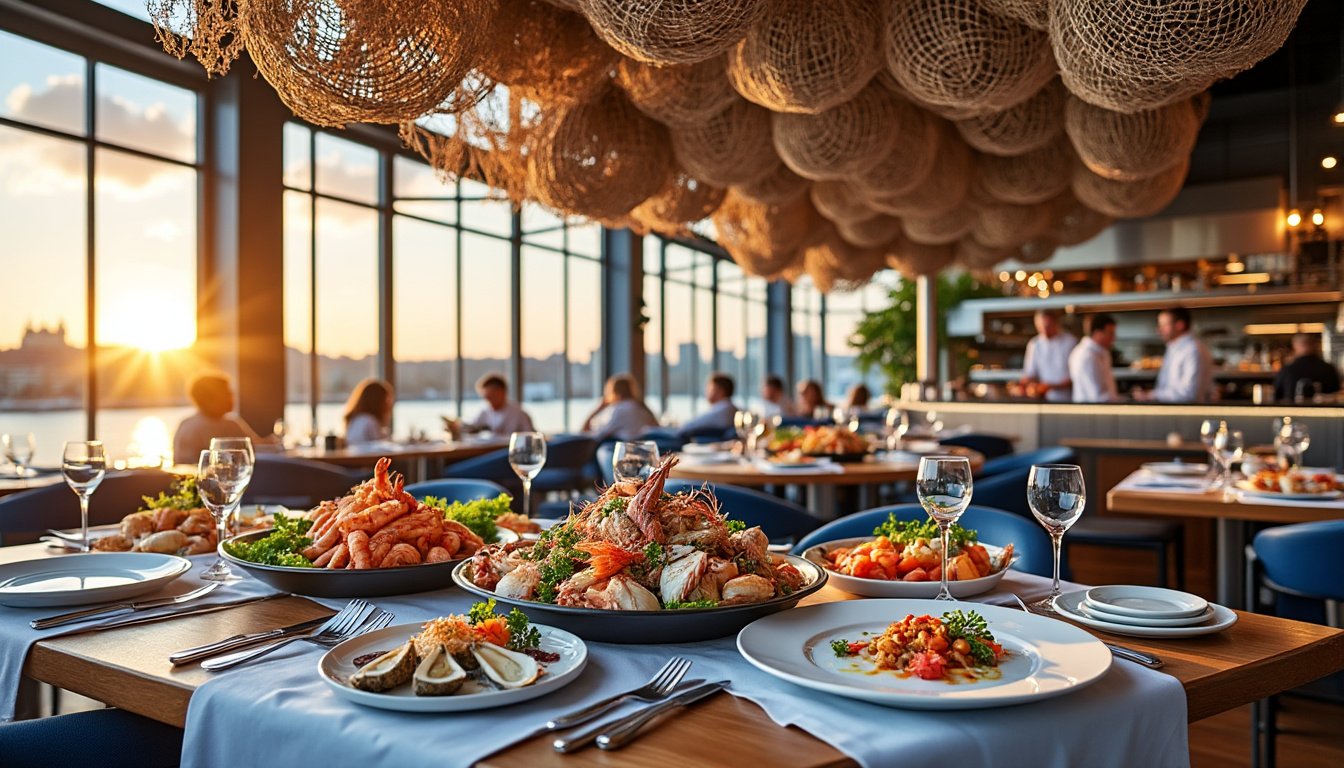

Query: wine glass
[[272, 419, 287, 448], [198, 448, 254, 582], [1199, 419, 1224, 482], [734, 411, 759, 453], [3, 432, 36, 480], [1274, 419, 1310, 470], [915, 456, 974, 601], [509, 432, 547, 519], [1214, 428, 1244, 497], [61, 441, 107, 552], [884, 408, 910, 450], [210, 437, 254, 534], [612, 440, 660, 483], [1026, 464, 1086, 612]]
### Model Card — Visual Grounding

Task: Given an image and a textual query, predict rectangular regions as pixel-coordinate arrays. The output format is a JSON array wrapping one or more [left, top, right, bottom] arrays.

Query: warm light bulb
[[1014, 270, 1026, 281], [1286, 209, 1302, 228], [1027, 275, 1038, 287], [1053, 280, 1064, 291], [1311, 208, 1325, 226], [1324, 156, 1338, 170], [998, 271, 1010, 282], [1334, 111, 1344, 125]]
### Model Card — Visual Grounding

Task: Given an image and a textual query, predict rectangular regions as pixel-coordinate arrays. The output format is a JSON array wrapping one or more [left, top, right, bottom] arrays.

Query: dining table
[[0, 472, 64, 498], [287, 437, 508, 483], [4, 540, 1342, 768]]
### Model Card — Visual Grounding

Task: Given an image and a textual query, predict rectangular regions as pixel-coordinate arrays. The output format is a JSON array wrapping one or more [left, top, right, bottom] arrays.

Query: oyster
[[348, 640, 415, 692], [414, 644, 467, 696], [471, 642, 541, 689]]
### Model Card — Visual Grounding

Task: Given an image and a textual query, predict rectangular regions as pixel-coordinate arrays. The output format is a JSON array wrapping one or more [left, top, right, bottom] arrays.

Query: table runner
[[181, 572, 1189, 768]]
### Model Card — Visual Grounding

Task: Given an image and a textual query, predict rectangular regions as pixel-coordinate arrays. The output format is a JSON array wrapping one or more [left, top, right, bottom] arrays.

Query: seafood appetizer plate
[[0, 553, 191, 608], [737, 599, 1111, 710], [802, 538, 1015, 599], [320, 621, 586, 712], [455, 455, 827, 643]]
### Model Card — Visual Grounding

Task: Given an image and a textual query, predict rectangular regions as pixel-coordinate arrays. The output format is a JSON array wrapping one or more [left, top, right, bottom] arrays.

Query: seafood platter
[[454, 455, 827, 642], [91, 476, 219, 556], [768, 425, 870, 463], [221, 459, 517, 597]]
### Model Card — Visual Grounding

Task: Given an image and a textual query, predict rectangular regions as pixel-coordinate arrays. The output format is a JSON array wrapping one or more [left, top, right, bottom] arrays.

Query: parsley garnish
[[725, 519, 746, 534], [873, 514, 976, 550], [467, 598, 498, 626], [140, 476, 202, 512], [663, 599, 718, 610], [831, 639, 854, 657], [600, 497, 629, 517], [529, 524, 587, 604], [942, 609, 997, 667], [505, 608, 541, 650]]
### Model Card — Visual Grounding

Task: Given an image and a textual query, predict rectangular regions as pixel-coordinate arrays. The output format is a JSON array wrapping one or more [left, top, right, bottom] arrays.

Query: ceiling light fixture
[[1286, 209, 1302, 228], [1324, 156, 1338, 169], [1311, 208, 1325, 226]]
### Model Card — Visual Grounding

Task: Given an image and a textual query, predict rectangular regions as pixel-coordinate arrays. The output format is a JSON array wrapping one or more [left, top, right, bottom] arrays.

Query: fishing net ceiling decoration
[[149, 0, 1306, 289]]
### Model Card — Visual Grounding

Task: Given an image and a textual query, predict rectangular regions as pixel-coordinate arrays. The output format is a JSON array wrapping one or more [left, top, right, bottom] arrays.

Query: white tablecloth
[[180, 572, 1189, 768]]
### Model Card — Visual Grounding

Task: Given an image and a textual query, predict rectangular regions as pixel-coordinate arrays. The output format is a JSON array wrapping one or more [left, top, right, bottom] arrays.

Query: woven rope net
[[981, 0, 1048, 31], [242, 0, 493, 127], [1071, 158, 1190, 218], [726, 0, 883, 114], [478, 0, 616, 106], [976, 137, 1074, 205], [713, 191, 816, 278], [526, 88, 673, 220], [670, 98, 779, 187], [148, 0, 243, 76], [954, 78, 1065, 156], [772, 85, 901, 180], [883, 0, 1056, 115], [869, 124, 973, 216], [837, 215, 903, 249], [887, 238, 955, 277], [734, 161, 809, 205], [1014, 235, 1058, 264], [803, 227, 888, 292], [954, 235, 1012, 270], [1052, 0, 1307, 112], [1050, 195, 1114, 246], [811, 181, 879, 226], [902, 206, 974, 245], [630, 170, 726, 234], [618, 56, 740, 127], [580, 0, 768, 65], [970, 198, 1051, 249], [1065, 94, 1206, 182], [849, 98, 939, 198]]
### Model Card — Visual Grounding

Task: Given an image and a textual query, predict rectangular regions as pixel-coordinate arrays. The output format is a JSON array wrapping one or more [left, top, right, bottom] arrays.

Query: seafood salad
[[468, 456, 808, 610], [1246, 468, 1339, 495], [832, 609, 1005, 682], [823, 515, 1013, 583]]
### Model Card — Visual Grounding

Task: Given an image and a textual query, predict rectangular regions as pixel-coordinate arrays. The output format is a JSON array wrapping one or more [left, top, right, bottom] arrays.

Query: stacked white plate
[[1053, 585, 1238, 638]]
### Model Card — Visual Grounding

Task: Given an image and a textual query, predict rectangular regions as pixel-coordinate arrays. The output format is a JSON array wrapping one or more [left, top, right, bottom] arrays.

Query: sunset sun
[[97, 289, 196, 351]]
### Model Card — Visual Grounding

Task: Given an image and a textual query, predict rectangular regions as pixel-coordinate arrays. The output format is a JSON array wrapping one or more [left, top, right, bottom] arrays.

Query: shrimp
[[720, 574, 774, 605], [325, 543, 350, 569], [337, 500, 409, 536], [368, 529, 397, 566], [441, 518, 485, 552], [624, 455, 674, 544], [379, 542, 421, 568], [152, 508, 188, 532], [348, 530, 373, 570], [178, 509, 215, 536], [425, 546, 452, 564], [576, 541, 645, 580]]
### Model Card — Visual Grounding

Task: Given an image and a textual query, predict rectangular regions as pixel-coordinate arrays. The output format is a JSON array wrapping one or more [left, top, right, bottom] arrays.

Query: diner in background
[[1137, 306, 1214, 403], [581, 373, 659, 442], [342, 378, 393, 445], [1069, 314, 1121, 403], [1274, 332, 1341, 402], [758, 374, 793, 419], [678, 372, 739, 437], [796, 379, 831, 419], [1020, 309, 1077, 402], [172, 372, 266, 463], [843, 383, 872, 411], [466, 373, 535, 435]]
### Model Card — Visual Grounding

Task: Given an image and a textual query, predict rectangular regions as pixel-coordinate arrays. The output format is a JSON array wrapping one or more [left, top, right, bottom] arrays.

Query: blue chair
[[404, 478, 508, 504], [530, 434, 599, 495], [0, 708, 183, 768], [1249, 520, 1344, 767], [939, 433, 1015, 462], [792, 504, 1056, 578], [778, 417, 830, 429], [664, 479, 820, 544], [976, 446, 1074, 478], [637, 428, 687, 455], [242, 455, 360, 509], [440, 449, 524, 510], [682, 426, 738, 444], [0, 469, 177, 546]]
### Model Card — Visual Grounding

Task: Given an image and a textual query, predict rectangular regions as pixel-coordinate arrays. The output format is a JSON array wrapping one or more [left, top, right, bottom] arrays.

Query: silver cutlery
[[552, 677, 704, 754], [45, 528, 87, 543], [595, 680, 731, 751], [1007, 593, 1164, 669], [169, 614, 330, 666], [82, 594, 280, 633], [201, 601, 391, 671], [31, 582, 221, 630], [547, 656, 692, 731]]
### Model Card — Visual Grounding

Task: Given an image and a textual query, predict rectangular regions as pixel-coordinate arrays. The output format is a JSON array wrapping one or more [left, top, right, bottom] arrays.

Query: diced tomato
[[906, 651, 947, 680], [846, 641, 869, 655], [927, 564, 941, 581], [902, 567, 928, 582]]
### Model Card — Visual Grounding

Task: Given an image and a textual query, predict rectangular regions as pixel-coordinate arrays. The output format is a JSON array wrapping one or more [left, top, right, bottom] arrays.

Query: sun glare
[[98, 291, 196, 351], [127, 416, 171, 467]]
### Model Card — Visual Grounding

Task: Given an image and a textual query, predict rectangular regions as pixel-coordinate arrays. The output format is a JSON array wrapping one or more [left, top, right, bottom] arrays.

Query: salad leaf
[[467, 598, 498, 626], [873, 514, 976, 550], [140, 476, 202, 512], [222, 511, 313, 567], [422, 493, 510, 542]]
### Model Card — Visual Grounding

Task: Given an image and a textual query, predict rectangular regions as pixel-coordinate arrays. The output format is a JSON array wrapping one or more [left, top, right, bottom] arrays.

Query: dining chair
[[403, 478, 508, 504], [531, 434, 600, 496], [0, 708, 184, 768], [791, 503, 1056, 578], [938, 433, 1015, 462], [242, 455, 361, 509], [663, 479, 820, 544], [0, 469, 177, 546], [975, 446, 1073, 478]]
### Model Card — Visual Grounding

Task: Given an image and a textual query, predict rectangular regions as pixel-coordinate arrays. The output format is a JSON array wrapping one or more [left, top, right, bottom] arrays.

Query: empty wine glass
[[3, 432, 36, 480], [62, 441, 107, 552], [915, 456, 974, 601], [198, 448, 254, 582], [734, 411, 760, 453], [885, 408, 910, 450], [1200, 419, 1224, 483], [1026, 464, 1086, 612], [1214, 428, 1244, 497], [1273, 419, 1310, 470], [612, 440, 660, 483], [509, 432, 547, 519], [210, 437, 254, 534]]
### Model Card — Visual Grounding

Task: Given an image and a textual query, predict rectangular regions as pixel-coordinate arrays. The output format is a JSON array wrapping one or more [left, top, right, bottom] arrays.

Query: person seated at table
[[172, 372, 266, 463], [1020, 308, 1077, 402], [582, 373, 659, 442], [343, 378, 394, 445], [1274, 332, 1341, 402], [465, 372, 535, 435], [678, 372, 739, 438], [759, 374, 793, 419], [1069, 313, 1121, 403], [1135, 306, 1213, 403], [796, 379, 831, 419], [843, 383, 872, 411]]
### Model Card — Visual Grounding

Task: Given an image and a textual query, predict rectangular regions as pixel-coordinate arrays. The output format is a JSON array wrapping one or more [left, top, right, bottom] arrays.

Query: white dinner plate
[[1078, 599, 1213, 627], [319, 621, 587, 712], [0, 552, 192, 608], [1083, 585, 1208, 619], [1234, 482, 1342, 501], [1054, 591, 1237, 638], [677, 451, 740, 466], [801, 538, 1016, 599], [1141, 462, 1209, 477], [737, 599, 1111, 710]]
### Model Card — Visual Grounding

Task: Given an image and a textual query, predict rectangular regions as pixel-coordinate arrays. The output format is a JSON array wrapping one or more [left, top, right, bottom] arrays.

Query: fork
[[1007, 593, 1164, 669], [201, 600, 377, 671], [547, 656, 692, 732]]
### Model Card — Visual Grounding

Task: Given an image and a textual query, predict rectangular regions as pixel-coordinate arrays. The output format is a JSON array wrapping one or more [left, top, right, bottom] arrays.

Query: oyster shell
[[348, 640, 415, 692], [471, 642, 541, 689], [414, 644, 467, 696]]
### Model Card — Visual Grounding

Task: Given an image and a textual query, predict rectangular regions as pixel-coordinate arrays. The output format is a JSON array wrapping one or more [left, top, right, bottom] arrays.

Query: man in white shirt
[[466, 373, 535, 435], [1143, 306, 1214, 403], [678, 372, 739, 438], [1020, 309, 1077, 402], [1069, 314, 1120, 403], [758, 374, 793, 419], [582, 374, 659, 442]]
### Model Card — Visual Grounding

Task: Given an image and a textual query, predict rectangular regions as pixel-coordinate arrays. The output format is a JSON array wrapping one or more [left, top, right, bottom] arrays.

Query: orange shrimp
[[425, 546, 452, 563], [379, 542, 421, 568], [576, 541, 645, 580], [337, 500, 409, 536], [326, 542, 350, 569], [347, 530, 373, 570], [625, 455, 673, 544], [441, 518, 485, 551], [368, 529, 397, 565]]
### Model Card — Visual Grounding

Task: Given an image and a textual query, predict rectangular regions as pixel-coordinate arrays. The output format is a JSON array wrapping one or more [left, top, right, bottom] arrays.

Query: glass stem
[[939, 521, 951, 598], [215, 512, 229, 562], [1050, 531, 1063, 598], [79, 494, 90, 552], [522, 478, 532, 519]]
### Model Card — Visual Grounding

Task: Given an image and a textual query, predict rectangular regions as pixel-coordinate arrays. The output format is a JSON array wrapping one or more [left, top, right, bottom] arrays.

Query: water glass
[[734, 411, 760, 453], [1273, 419, 1310, 469], [509, 432, 547, 518], [1214, 428, 1244, 497], [210, 437, 254, 533], [612, 440, 660, 483], [198, 448, 253, 581], [3, 432, 36, 480], [1026, 464, 1086, 612], [915, 456, 973, 601], [884, 408, 910, 450], [1199, 419, 1224, 482], [61, 441, 107, 552]]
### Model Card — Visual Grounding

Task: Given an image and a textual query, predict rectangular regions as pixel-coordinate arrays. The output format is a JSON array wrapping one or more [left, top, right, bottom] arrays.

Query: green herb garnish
[[942, 609, 997, 667], [528, 523, 587, 604], [663, 599, 718, 610], [140, 476, 202, 512], [222, 511, 313, 567], [468, 598, 498, 626], [422, 493, 510, 542], [600, 496, 629, 517], [873, 514, 976, 551], [505, 608, 541, 650], [725, 519, 746, 534], [831, 638, 854, 657]]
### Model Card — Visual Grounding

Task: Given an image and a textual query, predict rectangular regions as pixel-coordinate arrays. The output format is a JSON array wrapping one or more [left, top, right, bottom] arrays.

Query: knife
[[31, 582, 221, 630], [595, 680, 730, 751], [169, 614, 330, 666], [552, 679, 706, 753]]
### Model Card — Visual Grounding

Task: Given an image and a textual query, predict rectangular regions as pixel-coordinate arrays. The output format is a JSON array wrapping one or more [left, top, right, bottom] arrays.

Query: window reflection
[[315, 132, 378, 204], [0, 31, 86, 135]]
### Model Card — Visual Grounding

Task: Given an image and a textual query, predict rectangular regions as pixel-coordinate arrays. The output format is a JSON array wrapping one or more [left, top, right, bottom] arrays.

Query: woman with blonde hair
[[343, 378, 394, 445], [582, 373, 659, 441]]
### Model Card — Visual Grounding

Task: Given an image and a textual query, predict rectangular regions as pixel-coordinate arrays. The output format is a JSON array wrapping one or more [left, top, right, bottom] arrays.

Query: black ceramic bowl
[[220, 528, 517, 598], [451, 554, 828, 643]]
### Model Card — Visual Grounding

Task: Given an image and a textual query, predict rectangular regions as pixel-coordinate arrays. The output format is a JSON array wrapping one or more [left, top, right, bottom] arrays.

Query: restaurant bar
[[1, 1, 1342, 767]]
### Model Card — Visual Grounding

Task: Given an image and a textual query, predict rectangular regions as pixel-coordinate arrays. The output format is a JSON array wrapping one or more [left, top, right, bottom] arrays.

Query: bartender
[[1274, 333, 1341, 402], [1069, 313, 1120, 403], [1138, 306, 1213, 402], [1020, 309, 1077, 402]]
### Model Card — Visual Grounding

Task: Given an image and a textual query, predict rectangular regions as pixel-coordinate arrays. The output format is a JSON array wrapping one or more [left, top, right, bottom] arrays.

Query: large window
[[0, 28, 201, 466]]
